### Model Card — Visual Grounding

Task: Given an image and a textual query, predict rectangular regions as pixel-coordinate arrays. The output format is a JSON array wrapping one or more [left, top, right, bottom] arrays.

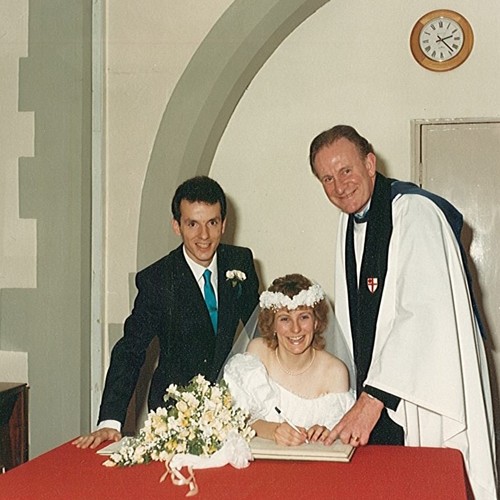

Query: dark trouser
[[369, 408, 404, 445]]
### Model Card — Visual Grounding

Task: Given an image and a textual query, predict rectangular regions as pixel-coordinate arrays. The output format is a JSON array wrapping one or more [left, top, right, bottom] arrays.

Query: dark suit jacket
[[98, 243, 259, 425]]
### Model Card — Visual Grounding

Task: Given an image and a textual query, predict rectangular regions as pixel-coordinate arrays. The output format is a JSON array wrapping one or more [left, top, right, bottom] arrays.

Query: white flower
[[183, 392, 200, 409], [226, 269, 246, 286], [166, 383, 177, 392], [156, 407, 168, 417], [134, 445, 146, 463], [210, 385, 223, 401], [104, 375, 254, 468], [259, 283, 325, 310], [176, 400, 188, 413]]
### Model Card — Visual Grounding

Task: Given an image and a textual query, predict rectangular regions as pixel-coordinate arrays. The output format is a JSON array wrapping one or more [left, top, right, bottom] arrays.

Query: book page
[[250, 437, 355, 462], [96, 438, 128, 456]]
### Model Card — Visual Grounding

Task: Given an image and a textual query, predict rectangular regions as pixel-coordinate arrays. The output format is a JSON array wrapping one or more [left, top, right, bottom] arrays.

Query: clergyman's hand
[[72, 428, 122, 449], [324, 392, 383, 447]]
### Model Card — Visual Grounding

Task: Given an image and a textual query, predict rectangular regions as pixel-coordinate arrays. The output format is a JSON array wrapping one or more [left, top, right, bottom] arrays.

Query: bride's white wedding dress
[[224, 353, 355, 429]]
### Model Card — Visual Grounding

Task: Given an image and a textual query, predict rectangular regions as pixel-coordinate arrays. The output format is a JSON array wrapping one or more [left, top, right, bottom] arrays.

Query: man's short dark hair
[[171, 176, 227, 223], [309, 125, 374, 175]]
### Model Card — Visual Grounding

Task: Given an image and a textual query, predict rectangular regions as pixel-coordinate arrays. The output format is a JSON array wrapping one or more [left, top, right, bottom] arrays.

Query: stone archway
[[136, 0, 330, 268]]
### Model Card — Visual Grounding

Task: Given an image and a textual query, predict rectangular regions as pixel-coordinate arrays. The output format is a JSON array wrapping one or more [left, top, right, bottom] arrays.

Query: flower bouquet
[[103, 374, 255, 495]]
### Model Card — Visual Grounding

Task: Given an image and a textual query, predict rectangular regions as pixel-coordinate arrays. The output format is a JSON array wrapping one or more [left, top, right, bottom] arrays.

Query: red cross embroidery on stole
[[367, 277, 378, 294]]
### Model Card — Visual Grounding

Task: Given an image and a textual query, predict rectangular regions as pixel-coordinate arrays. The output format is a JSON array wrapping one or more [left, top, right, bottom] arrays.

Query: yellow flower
[[176, 400, 188, 413], [184, 392, 200, 408], [103, 374, 254, 468], [133, 445, 146, 464], [201, 410, 215, 425]]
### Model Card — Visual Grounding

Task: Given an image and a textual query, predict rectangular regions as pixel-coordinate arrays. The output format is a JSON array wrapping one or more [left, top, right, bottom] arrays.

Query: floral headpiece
[[259, 284, 325, 311]]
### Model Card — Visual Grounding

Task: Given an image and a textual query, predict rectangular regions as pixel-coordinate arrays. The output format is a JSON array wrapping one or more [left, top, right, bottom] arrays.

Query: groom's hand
[[324, 392, 383, 447], [72, 428, 122, 449]]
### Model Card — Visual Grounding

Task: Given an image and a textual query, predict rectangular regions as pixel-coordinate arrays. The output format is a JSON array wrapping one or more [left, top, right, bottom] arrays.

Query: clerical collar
[[354, 200, 371, 223]]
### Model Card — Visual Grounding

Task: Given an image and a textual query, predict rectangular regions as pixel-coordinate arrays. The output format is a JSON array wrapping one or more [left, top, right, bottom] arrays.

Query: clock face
[[410, 10, 473, 71], [419, 16, 464, 62]]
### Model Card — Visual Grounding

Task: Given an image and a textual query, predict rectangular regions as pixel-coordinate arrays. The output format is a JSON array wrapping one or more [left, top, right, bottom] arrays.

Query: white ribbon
[[159, 433, 253, 496]]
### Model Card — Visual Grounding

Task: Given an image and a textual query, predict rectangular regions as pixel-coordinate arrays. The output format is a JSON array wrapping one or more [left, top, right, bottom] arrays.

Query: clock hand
[[436, 36, 454, 52]]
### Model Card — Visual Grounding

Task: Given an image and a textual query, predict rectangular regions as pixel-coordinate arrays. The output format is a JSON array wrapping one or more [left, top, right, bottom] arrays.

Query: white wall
[[1, 0, 496, 456], [105, 0, 500, 318], [0, 0, 35, 289], [103, 2, 500, 452], [106, 0, 234, 326], [1, 1, 92, 457], [211, 0, 500, 296]]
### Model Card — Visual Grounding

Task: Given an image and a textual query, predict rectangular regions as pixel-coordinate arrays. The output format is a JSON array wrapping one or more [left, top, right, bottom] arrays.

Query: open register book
[[98, 436, 355, 463], [96, 438, 127, 456], [250, 437, 355, 462]]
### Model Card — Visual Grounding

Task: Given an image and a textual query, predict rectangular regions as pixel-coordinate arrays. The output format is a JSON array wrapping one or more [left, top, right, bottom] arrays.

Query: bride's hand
[[273, 422, 308, 446], [306, 425, 329, 443]]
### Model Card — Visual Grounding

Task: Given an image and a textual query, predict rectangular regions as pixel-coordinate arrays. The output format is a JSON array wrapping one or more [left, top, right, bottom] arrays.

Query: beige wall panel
[[0, 0, 495, 458], [0, 0, 35, 289], [212, 0, 500, 297], [0, 0, 92, 458], [103, 0, 500, 433], [106, 0, 234, 327]]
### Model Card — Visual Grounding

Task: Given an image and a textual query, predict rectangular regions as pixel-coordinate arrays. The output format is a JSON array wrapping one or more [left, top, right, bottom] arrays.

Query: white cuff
[[97, 419, 121, 433]]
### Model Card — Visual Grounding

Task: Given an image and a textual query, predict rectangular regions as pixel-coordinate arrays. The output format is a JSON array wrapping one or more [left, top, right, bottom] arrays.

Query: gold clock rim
[[410, 9, 474, 72]]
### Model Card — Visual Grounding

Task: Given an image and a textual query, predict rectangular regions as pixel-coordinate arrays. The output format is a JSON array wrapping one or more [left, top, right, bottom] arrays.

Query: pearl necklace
[[275, 348, 316, 376]]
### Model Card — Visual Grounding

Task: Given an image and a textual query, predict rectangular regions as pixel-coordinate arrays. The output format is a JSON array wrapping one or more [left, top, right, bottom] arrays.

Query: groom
[[74, 176, 260, 448]]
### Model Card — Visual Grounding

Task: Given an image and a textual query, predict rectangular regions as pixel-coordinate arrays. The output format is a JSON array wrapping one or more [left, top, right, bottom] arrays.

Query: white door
[[414, 119, 500, 451]]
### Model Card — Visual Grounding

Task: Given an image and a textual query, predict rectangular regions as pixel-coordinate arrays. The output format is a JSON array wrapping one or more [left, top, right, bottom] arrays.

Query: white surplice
[[335, 193, 497, 500]]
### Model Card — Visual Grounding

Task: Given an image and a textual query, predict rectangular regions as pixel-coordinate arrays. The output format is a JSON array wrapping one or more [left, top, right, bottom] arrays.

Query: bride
[[223, 274, 355, 446]]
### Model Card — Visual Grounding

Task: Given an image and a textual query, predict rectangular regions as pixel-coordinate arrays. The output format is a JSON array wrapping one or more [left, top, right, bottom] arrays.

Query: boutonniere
[[226, 269, 246, 287]]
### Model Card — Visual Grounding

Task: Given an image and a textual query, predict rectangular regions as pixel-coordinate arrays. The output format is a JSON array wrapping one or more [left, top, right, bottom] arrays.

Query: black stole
[[345, 172, 393, 396], [346, 173, 405, 444], [345, 173, 483, 445]]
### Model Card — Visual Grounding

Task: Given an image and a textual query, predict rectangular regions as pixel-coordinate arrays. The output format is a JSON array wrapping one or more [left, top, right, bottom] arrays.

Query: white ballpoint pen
[[275, 406, 309, 443]]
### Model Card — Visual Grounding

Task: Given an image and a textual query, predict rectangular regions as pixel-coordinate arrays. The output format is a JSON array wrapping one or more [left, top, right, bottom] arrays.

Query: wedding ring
[[352, 435, 360, 442]]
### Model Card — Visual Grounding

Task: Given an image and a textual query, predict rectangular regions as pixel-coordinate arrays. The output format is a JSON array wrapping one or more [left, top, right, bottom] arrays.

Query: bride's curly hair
[[258, 274, 328, 350]]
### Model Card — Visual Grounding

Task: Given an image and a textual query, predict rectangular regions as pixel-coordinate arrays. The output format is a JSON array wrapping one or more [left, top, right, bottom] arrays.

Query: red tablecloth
[[0, 441, 471, 499]]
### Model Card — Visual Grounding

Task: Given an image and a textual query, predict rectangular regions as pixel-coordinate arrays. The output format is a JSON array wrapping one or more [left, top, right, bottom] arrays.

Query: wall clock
[[410, 9, 474, 72]]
